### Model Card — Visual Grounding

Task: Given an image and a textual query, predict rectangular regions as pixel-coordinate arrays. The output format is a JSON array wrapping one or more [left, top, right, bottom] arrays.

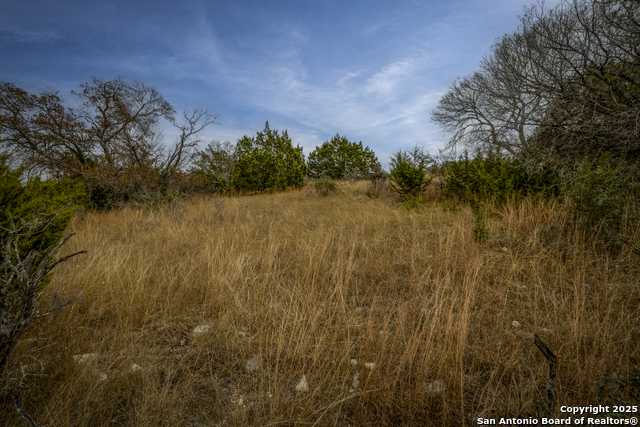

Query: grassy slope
[[2, 182, 639, 426]]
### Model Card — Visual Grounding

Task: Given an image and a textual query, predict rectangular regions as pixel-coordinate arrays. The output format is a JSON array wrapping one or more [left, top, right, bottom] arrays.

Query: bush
[[440, 150, 558, 204], [563, 154, 639, 233], [0, 154, 86, 266], [313, 177, 338, 197], [388, 146, 432, 200], [308, 134, 380, 180], [189, 140, 235, 192], [231, 122, 307, 192]]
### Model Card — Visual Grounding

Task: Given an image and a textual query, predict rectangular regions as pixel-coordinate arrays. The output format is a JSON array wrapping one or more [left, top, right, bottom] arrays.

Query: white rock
[[192, 324, 210, 335], [98, 372, 108, 381], [73, 353, 99, 364], [501, 247, 508, 253], [512, 320, 521, 329], [364, 362, 375, 370], [296, 374, 309, 392], [129, 364, 142, 373], [425, 379, 446, 395], [350, 359, 359, 367], [245, 357, 261, 371]]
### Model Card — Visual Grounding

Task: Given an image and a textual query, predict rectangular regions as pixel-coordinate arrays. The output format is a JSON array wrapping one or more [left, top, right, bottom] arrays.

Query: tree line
[[0, 78, 384, 206]]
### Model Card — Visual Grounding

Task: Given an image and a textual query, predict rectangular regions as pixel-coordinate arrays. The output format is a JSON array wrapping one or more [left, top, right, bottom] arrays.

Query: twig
[[533, 333, 557, 413]]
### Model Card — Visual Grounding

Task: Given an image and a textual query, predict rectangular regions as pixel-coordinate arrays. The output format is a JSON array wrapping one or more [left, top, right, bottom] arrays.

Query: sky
[[0, 0, 560, 167]]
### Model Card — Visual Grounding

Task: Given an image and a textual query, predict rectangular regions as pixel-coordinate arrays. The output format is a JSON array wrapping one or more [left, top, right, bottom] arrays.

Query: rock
[[73, 353, 99, 364], [501, 247, 508, 253], [245, 357, 261, 371], [192, 325, 210, 335], [512, 320, 521, 329], [296, 374, 309, 392], [129, 364, 142, 373], [349, 373, 360, 393], [350, 359, 359, 367], [98, 372, 108, 381], [425, 379, 446, 395], [364, 362, 375, 370]]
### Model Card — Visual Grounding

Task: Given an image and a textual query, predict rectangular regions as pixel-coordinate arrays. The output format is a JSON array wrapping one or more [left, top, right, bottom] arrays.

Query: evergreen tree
[[231, 122, 307, 191]]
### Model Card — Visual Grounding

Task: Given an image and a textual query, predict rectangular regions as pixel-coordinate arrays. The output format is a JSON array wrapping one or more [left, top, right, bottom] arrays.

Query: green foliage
[[564, 154, 639, 233], [400, 195, 426, 210], [307, 134, 380, 180], [469, 194, 489, 243], [0, 154, 86, 276], [189, 140, 235, 192], [313, 177, 338, 197], [388, 146, 433, 200], [440, 151, 558, 204], [231, 122, 307, 192]]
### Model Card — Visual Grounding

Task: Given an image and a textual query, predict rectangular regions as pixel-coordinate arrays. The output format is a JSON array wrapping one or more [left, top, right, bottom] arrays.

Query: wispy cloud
[[365, 60, 416, 96], [1, 28, 64, 44]]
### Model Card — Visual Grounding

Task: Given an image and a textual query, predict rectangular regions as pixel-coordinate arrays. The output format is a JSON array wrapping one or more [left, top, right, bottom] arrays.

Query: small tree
[[307, 134, 380, 180], [189, 140, 235, 192], [231, 122, 307, 192], [388, 146, 433, 199]]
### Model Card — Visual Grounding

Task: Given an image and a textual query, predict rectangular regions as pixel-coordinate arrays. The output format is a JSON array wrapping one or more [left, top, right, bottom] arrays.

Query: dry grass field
[[2, 181, 639, 426]]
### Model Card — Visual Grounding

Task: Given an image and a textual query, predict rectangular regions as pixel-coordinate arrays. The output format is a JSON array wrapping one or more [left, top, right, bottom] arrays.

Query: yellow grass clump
[[2, 182, 639, 426]]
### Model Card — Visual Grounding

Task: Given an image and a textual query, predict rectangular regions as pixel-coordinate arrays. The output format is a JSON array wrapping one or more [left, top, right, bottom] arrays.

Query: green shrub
[[440, 151, 558, 204], [313, 177, 338, 197], [564, 154, 639, 233], [469, 194, 489, 242], [308, 134, 380, 180], [0, 154, 86, 285], [231, 122, 307, 192], [389, 146, 433, 200], [400, 195, 426, 210]]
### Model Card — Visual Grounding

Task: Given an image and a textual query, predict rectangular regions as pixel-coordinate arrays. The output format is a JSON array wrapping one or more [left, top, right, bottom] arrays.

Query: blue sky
[[0, 0, 559, 166]]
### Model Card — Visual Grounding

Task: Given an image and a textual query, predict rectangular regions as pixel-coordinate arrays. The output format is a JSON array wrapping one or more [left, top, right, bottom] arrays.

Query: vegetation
[[188, 140, 235, 192], [1, 1, 639, 424], [231, 122, 307, 192], [388, 145, 432, 200], [307, 134, 380, 180], [0, 154, 86, 265], [0, 77, 218, 208], [312, 176, 339, 197], [438, 151, 559, 204], [431, 0, 640, 234], [1, 184, 637, 426]]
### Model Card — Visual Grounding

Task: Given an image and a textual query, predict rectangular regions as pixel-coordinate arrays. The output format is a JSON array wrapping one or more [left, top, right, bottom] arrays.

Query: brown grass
[[2, 182, 639, 426]]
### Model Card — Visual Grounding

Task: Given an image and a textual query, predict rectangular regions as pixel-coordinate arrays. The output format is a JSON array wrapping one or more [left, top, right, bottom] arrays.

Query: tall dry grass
[[2, 183, 639, 426]]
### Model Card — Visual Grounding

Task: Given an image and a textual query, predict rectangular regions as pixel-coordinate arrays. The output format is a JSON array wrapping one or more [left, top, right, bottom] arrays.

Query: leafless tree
[[431, 0, 640, 168], [0, 77, 219, 205], [1, 215, 85, 427]]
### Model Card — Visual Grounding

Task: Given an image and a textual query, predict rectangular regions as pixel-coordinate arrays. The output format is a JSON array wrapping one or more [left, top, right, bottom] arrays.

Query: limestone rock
[[425, 379, 446, 395], [192, 324, 210, 335], [73, 353, 99, 364], [245, 357, 261, 371], [296, 374, 309, 392]]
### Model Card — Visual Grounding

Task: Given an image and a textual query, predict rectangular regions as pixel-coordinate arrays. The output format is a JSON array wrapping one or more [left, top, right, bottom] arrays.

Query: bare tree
[[162, 107, 220, 180], [1, 215, 86, 427], [0, 77, 219, 206], [431, 0, 640, 166]]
